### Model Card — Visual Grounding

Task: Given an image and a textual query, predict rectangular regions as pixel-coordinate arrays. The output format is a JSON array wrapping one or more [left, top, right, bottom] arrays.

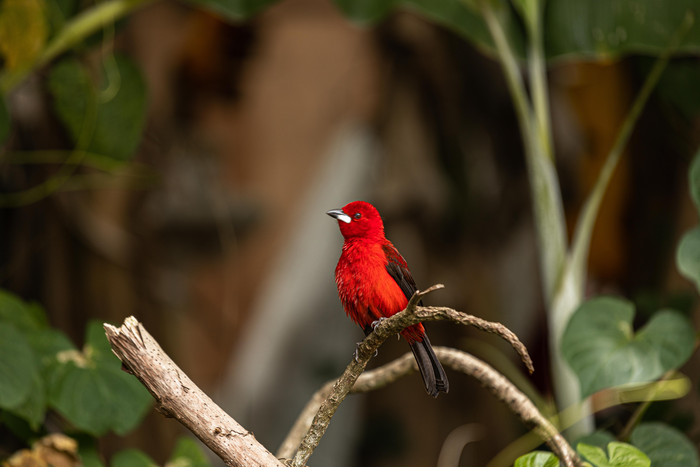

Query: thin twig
[[277, 354, 415, 459], [290, 285, 535, 467], [281, 348, 578, 467]]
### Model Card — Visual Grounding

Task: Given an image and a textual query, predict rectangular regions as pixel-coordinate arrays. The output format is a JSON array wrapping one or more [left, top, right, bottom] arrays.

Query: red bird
[[327, 201, 449, 397]]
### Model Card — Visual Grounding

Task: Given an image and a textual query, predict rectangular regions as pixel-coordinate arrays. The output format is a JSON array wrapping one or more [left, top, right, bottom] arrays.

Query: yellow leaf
[[0, 0, 48, 71]]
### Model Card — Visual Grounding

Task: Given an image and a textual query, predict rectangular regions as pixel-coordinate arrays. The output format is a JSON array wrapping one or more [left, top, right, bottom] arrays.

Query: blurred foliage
[[0, 0, 47, 72], [630, 423, 700, 467], [0, 0, 699, 465], [519, 424, 700, 467], [561, 296, 695, 399], [544, 0, 700, 60], [678, 149, 700, 294], [181, 0, 282, 20], [48, 55, 148, 162], [0, 290, 152, 435], [0, 290, 214, 467]]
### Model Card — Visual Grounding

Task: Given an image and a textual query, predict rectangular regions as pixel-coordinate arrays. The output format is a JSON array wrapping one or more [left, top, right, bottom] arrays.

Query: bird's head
[[327, 201, 385, 240]]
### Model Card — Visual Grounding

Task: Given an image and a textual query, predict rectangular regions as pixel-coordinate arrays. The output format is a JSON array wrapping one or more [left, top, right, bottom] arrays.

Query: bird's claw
[[353, 342, 378, 362], [371, 317, 388, 329]]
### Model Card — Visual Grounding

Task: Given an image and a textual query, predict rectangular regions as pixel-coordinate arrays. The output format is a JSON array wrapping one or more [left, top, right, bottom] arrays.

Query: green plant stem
[[548, 10, 695, 440], [478, 0, 567, 306], [527, 1, 553, 161], [0, 0, 156, 95], [479, 1, 533, 141]]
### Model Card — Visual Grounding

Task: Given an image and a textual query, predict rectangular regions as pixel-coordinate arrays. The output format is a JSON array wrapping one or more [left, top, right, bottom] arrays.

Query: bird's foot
[[371, 317, 388, 329], [353, 342, 378, 362]]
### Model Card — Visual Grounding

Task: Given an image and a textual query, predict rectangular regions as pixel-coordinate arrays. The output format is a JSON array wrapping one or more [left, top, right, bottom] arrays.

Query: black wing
[[382, 243, 423, 306]]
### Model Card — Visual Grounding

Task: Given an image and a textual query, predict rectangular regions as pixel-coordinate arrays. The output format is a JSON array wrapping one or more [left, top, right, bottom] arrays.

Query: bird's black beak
[[327, 209, 351, 224]]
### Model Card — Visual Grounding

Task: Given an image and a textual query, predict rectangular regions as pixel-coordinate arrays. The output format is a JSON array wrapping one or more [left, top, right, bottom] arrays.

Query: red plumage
[[328, 201, 449, 397]]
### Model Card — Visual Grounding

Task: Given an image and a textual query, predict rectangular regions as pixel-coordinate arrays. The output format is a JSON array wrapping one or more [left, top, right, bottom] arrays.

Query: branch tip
[[407, 283, 444, 311]]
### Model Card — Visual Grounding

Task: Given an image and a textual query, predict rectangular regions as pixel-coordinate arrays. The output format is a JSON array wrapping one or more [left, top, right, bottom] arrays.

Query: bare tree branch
[[290, 285, 538, 467], [104, 317, 285, 467], [103, 287, 560, 467], [280, 348, 579, 467]]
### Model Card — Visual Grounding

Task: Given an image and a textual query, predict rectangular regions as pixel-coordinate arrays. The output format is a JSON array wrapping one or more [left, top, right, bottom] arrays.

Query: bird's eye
[[353, 213, 361, 219]]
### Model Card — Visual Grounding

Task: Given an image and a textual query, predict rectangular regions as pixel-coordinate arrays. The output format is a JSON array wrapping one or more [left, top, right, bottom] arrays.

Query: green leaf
[[562, 297, 696, 398], [400, 0, 526, 59], [515, 451, 560, 467], [578, 444, 610, 467], [0, 288, 48, 331], [48, 55, 148, 161], [111, 449, 158, 467], [676, 227, 700, 295], [8, 370, 46, 430], [84, 320, 118, 365], [332, 0, 396, 24], [47, 321, 152, 436], [0, 411, 37, 440], [631, 423, 699, 467], [180, 0, 281, 20], [49, 364, 152, 436], [78, 444, 106, 467], [25, 328, 75, 368], [576, 431, 617, 450], [688, 148, 700, 214], [168, 437, 212, 467], [0, 323, 38, 410], [545, 0, 700, 61], [577, 442, 650, 467], [0, 0, 48, 71]]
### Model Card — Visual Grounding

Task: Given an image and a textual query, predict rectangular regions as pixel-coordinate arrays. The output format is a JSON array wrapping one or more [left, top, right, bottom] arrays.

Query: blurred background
[[1, 0, 700, 466]]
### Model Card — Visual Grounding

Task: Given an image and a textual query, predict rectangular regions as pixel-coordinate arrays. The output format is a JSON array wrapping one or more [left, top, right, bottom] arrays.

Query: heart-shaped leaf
[[631, 423, 699, 467], [515, 451, 560, 467], [562, 297, 696, 398], [0, 323, 38, 410], [48, 320, 152, 436], [48, 55, 147, 161], [577, 442, 650, 467]]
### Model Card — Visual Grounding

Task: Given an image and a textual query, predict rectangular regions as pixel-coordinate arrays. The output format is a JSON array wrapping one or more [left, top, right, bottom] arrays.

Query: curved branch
[[280, 348, 578, 467], [104, 317, 285, 467], [290, 285, 536, 467]]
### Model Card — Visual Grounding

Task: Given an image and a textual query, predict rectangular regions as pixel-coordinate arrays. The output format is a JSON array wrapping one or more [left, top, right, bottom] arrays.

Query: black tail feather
[[409, 335, 449, 397]]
